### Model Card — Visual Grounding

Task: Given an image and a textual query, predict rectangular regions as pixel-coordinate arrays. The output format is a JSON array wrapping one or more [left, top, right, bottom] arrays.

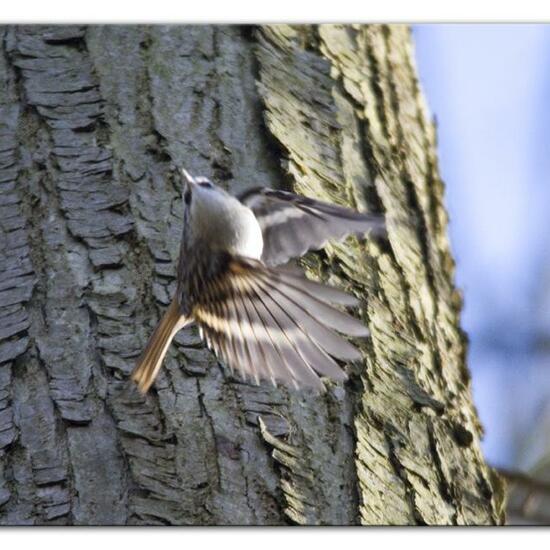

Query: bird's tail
[[131, 298, 189, 393]]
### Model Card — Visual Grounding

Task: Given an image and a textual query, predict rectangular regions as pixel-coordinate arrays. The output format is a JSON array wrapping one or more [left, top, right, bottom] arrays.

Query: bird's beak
[[181, 168, 196, 188]]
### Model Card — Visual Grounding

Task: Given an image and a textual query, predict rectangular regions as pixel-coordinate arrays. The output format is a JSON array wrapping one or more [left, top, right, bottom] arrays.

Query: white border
[[2, 0, 550, 23], [1, 1, 548, 542], [0, 528, 547, 548]]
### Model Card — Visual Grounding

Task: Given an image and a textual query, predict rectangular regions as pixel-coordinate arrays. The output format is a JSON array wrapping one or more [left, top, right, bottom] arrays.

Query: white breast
[[232, 206, 264, 259], [193, 189, 264, 260]]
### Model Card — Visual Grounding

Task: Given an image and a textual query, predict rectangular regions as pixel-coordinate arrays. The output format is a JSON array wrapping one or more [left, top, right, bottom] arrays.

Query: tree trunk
[[0, 24, 505, 525]]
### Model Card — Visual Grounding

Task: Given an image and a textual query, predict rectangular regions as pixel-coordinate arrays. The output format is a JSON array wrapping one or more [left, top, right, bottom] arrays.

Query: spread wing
[[192, 256, 367, 392], [239, 187, 385, 266]]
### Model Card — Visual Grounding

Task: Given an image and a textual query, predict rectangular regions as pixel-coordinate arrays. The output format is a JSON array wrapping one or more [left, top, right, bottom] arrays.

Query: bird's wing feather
[[192, 256, 367, 391], [239, 187, 385, 266]]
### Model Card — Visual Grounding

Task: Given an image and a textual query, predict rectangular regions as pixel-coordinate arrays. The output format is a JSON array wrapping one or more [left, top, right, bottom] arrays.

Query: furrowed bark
[[0, 24, 505, 525]]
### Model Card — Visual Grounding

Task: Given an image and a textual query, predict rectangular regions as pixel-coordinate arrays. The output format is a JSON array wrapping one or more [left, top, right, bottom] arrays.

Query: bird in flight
[[131, 169, 385, 394]]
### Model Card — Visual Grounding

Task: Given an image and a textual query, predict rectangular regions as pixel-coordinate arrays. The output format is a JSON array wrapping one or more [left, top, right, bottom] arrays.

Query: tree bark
[[0, 24, 505, 525]]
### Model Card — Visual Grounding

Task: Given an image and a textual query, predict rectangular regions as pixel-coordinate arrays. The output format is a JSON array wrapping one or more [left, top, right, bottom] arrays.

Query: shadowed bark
[[0, 24, 505, 525]]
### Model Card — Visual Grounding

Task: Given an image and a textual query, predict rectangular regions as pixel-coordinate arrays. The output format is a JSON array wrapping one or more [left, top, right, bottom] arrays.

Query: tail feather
[[131, 298, 189, 393]]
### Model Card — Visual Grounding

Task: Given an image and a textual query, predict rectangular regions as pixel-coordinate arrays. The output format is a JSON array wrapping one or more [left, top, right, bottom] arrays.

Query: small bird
[[131, 169, 385, 394]]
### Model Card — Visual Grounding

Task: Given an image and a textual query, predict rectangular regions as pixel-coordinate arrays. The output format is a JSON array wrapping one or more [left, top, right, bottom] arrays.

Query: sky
[[413, 24, 550, 467]]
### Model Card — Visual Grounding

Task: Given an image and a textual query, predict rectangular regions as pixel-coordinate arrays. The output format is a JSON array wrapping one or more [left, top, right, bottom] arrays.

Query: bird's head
[[180, 168, 236, 236], [181, 168, 223, 203], [180, 168, 233, 219], [179, 168, 263, 258]]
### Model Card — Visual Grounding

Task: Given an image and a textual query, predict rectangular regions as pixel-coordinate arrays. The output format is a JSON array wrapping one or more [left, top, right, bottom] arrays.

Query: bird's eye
[[198, 181, 213, 189], [184, 189, 192, 205]]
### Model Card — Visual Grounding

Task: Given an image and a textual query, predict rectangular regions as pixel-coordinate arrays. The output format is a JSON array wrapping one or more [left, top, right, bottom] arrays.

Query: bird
[[131, 169, 385, 394]]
